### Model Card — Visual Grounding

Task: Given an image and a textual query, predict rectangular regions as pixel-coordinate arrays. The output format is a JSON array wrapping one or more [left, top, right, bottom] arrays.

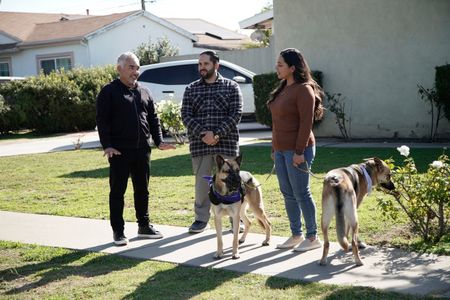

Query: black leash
[[242, 165, 276, 189]]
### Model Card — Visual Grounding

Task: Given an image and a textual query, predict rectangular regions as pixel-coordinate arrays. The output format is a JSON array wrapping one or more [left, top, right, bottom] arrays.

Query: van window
[[219, 66, 251, 83], [139, 64, 198, 85]]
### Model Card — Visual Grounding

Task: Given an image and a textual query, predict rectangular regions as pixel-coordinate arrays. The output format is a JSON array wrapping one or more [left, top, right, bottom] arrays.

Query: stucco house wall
[[274, 0, 450, 139], [9, 43, 87, 76]]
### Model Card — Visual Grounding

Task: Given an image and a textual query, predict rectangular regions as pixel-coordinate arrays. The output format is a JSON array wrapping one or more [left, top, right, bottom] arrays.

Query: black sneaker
[[138, 225, 163, 239], [188, 220, 210, 233], [229, 218, 245, 233], [113, 232, 128, 246]]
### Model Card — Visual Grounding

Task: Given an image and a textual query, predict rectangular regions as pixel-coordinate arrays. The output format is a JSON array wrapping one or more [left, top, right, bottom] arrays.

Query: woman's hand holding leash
[[292, 153, 305, 167]]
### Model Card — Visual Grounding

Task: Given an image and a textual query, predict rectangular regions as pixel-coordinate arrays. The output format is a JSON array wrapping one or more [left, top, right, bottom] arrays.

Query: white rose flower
[[397, 145, 410, 157], [430, 160, 444, 169]]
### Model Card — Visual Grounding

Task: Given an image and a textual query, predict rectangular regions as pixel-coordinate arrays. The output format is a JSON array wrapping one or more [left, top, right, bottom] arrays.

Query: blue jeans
[[274, 146, 317, 238]]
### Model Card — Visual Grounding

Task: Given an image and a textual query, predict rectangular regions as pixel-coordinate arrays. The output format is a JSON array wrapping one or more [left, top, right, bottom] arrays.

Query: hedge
[[435, 64, 450, 122], [0, 65, 117, 134]]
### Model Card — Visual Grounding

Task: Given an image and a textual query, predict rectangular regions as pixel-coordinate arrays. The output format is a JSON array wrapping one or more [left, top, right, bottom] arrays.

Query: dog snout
[[380, 181, 395, 191], [225, 172, 241, 190]]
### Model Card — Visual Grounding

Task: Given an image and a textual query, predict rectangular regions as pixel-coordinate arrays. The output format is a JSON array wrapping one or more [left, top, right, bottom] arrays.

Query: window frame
[[36, 52, 74, 74], [0, 57, 12, 76]]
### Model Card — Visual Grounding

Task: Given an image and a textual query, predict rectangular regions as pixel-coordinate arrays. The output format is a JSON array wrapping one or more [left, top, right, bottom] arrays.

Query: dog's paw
[[355, 260, 363, 266], [232, 254, 240, 259], [213, 253, 224, 259], [319, 259, 327, 266], [238, 238, 245, 244], [357, 241, 367, 249], [262, 240, 270, 246]]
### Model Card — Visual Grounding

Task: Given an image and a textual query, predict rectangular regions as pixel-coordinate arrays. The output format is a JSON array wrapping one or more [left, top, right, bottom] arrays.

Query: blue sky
[[0, 0, 272, 31]]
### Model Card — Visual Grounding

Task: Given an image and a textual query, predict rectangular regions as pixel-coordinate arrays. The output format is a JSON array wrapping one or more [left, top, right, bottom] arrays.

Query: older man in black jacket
[[96, 52, 174, 246]]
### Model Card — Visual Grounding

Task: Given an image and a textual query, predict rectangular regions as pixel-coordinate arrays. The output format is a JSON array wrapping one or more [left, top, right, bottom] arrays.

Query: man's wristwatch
[[213, 134, 220, 141]]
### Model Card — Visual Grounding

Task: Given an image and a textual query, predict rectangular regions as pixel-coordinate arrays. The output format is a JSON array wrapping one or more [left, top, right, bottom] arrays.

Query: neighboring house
[[166, 18, 254, 51], [270, 0, 450, 139], [0, 10, 198, 77], [239, 9, 273, 30]]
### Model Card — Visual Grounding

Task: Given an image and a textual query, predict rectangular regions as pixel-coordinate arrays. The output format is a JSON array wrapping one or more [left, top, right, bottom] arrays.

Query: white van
[[137, 60, 256, 118]]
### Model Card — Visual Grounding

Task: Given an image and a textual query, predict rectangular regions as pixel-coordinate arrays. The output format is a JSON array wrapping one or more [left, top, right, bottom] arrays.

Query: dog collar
[[360, 165, 373, 196], [203, 176, 243, 205]]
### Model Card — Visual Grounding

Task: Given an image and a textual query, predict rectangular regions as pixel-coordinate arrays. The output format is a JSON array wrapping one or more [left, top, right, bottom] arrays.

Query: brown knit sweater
[[269, 82, 315, 155]]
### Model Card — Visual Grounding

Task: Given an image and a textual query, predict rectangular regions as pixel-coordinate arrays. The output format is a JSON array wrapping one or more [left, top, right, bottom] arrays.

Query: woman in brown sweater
[[268, 48, 324, 252]]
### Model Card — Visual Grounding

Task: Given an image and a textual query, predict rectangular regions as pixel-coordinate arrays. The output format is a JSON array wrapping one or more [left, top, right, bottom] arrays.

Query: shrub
[[378, 145, 449, 244], [0, 65, 116, 134], [325, 92, 351, 140], [0, 80, 28, 133], [417, 84, 443, 141], [435, 64, 450, 122], [19, 73, 82, 133], [65, 65, 117, 131], [253, 71, 323, 127], [156, 99, 186, 144], [134, 37, 179, 65]]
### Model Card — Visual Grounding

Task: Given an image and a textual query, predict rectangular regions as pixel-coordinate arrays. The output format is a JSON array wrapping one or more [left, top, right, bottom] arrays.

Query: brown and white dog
[[319, 157, 395, 266], [207, 154, 271, 259]]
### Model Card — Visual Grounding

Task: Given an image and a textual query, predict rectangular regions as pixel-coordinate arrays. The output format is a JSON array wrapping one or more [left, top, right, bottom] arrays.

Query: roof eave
[[239, 10, 273, 29], [0, 47, 20, 55], [84, 10, 198, 42], [19, 37, 83, 49]]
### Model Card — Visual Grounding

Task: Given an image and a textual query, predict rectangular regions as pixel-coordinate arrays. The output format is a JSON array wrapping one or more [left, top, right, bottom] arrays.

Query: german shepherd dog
[[208, 154, 271, 259], [319, 157, 395, 266]]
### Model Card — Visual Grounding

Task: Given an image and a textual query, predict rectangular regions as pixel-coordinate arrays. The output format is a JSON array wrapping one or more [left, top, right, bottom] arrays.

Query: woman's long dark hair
[[267, 48, 324, 121]]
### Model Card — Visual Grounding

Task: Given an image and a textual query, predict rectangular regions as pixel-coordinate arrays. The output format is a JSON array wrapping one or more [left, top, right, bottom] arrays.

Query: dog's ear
[[373, 157, 384, 171], [236, 153, 243, 166], [216, 155, 225, 169]]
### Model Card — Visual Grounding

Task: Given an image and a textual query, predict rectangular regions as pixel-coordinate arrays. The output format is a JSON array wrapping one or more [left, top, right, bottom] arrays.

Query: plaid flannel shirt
[[181, 74, 242, 157]]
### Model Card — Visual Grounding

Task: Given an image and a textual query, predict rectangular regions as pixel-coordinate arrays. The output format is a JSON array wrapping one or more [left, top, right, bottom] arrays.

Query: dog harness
[[360, 165, 373, 196], [203, 176, 244, 205]]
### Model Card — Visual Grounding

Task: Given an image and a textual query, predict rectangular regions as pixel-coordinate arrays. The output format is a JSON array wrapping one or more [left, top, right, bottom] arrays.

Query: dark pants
[[109, 148, 151, 233]]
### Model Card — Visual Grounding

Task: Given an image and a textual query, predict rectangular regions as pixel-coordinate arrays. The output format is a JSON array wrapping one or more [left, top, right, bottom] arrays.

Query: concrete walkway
[[1, 211, 449, 297], [1, 123, 448, 157], [0, 123, 272, 157]]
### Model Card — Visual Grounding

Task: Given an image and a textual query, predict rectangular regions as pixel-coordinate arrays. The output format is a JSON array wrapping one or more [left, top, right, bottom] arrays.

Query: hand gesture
[[103, 147, 121, 158], [158, 142, 176, 150]]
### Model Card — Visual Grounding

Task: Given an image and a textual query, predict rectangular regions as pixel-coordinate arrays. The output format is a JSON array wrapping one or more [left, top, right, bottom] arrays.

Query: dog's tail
[[325, 174, 342, 187], [324, 173, 349, 250], [333, 185, 349, 251]]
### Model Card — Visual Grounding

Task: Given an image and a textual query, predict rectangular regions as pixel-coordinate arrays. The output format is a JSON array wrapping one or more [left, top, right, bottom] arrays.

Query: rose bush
[[156, 99, 186, 144], [377, 145, 449, 245]]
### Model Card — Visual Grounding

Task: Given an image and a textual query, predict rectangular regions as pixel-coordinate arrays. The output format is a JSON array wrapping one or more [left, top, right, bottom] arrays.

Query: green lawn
[[0, 241, 436, 300], [0, 145, 448, 299]]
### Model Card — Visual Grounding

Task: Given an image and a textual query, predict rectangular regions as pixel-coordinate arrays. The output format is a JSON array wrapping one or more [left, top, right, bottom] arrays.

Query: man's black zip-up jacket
[[96, 79, 163, 150]]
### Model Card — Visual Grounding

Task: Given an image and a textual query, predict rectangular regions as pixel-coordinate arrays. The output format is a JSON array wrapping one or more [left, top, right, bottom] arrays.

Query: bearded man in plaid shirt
[[181, 50, 243, 233]]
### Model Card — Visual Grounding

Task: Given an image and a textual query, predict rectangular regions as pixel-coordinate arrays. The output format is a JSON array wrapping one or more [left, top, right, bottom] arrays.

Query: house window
[[37, 53, 73, 75], [0, 60, 11, 76]]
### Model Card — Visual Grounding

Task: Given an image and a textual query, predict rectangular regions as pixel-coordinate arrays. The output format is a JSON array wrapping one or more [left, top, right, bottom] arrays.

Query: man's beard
[[200, 68, 216, 80]]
